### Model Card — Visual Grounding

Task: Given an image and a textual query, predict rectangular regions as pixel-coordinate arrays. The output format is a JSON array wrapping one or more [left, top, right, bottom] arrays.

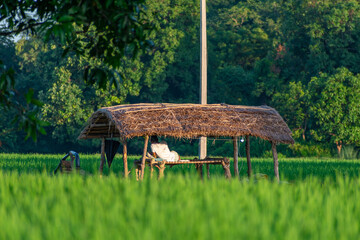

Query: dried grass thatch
[[78, 103, 294, 144]]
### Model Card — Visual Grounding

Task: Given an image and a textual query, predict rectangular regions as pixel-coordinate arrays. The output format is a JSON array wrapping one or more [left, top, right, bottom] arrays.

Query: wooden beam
[[123, 140, 128, 178], [140, 135, 149, 180], [90, 123, 112, 127], [271, 141, 279, 182], [87, 127, 117, 132], [99, 138, 105, 176], [246, 136, 252, 177], [81, 134, 121, 139], [233, 137, 239, 177]]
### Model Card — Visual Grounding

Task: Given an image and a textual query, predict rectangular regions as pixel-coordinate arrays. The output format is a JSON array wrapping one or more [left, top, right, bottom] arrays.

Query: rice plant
[[1, 154, 360, 239]]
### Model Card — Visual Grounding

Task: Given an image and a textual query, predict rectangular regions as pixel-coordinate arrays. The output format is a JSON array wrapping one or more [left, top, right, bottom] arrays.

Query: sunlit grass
[[1, 154, 360, 239], [0, 171, 359, 239], [1, 153, 360, 181]]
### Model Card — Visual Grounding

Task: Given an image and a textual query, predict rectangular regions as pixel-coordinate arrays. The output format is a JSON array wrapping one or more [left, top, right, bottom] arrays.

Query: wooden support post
[[135, 167, 140, 181], [158, 161, 166, 180], [99, 138, 105, 176], [271, 141, 279, 182], [221, 157, 231, 179], [140, 135, 149, 180], [246, 136, 252, 178], [233, 137, 239, 177], [206, 164, 210, 179], [150, 159, 155, 179], [196, 163, 203, 179], [122, 140, 128, 178]]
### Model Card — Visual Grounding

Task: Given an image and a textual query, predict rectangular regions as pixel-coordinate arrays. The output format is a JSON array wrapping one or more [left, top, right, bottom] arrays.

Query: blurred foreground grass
[[0, 172, 359, 239], [0, 154, 360, 239]]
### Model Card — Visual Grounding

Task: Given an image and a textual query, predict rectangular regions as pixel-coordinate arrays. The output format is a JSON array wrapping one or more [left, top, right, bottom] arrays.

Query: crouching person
[[54, 151, 80, 174]]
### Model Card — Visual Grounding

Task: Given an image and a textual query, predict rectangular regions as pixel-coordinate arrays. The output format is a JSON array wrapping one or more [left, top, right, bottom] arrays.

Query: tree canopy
[[1, 0, 360, 157]]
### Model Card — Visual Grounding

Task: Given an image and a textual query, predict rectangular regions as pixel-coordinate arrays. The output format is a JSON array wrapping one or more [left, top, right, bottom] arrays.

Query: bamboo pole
[[99, 138, 105, 176], [233, 137, 239, 177], [271, 141, 279, 182], [140, 135, 149, 180], [122, 140, 128, 178], [246, 136, 252, 177]]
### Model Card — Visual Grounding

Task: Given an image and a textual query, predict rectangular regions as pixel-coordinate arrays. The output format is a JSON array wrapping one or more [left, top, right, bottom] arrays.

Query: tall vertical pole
[[199, 0, 207, 160]]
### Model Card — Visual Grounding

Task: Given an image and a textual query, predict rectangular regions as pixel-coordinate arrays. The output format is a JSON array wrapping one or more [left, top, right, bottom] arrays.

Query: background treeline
[[1, 0, 360, 158]]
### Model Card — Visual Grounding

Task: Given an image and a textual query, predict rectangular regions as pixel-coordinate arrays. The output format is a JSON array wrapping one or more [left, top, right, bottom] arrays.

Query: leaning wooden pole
[[233, 137, 239, 177], [271, 141, 279, 182], [245, 136, 252, 177], [140, 135, 149, 180], [99, 138, 106, 176], [123, 140, 128, 178]]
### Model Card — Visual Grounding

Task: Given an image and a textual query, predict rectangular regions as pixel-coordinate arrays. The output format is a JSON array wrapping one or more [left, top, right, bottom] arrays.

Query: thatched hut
[[78, 103, 294, 180]]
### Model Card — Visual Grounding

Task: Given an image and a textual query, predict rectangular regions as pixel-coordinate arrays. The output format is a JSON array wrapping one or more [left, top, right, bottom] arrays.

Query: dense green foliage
[[1, 0, 360, 157], [1, 154, 360, 239], [0, 0, 153, 140], [309, 68, 360, 155]]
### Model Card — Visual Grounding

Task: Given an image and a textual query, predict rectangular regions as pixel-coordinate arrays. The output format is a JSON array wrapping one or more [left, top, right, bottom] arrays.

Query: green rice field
[[0, 154, 360, 239]]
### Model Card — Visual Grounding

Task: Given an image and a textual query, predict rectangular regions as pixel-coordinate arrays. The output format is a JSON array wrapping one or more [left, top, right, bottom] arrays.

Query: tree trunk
[[302, 118, 308, 141]]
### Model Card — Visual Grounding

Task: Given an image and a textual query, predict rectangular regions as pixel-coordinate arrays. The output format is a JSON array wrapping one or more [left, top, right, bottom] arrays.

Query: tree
[[210, 65, 255, 105], [40, 67, 91, 143], [135, 0, 200, 103], [272, 81, 309, 141], [0, 0, 154, 140], [7, 0, 201, 148], [277, 0, 360, 82], [0, 36, 48, 141], [308, 67, 360, 156], [0, 0, 153, 67], [208, 1, 278, 70]]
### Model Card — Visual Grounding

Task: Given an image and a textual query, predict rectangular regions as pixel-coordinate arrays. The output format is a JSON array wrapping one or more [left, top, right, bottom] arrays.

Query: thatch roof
[[78, 103, 294, 144]]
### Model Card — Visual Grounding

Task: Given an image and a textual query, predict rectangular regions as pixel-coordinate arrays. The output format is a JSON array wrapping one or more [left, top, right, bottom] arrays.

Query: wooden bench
[[133, 157, 231, 180]]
